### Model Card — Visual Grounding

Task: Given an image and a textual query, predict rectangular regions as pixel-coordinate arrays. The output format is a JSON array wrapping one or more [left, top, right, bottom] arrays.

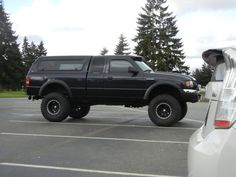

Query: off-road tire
[[179, 102, 188, 121], [69, 105, 90, 119], [41, 92, 70, 122], [148, 94, 181, 126]]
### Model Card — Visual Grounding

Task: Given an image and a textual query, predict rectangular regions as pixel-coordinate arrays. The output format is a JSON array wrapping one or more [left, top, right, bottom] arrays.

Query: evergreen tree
[[22, 37, 31, 71], [22, 37, 47, 73], [0, 1, 23, 89], [36, 41, 47, 58], [100, 47, 108, 55], [29, 41, 37, 59], [134, 0, 189, 74], [192, 63, 213, 86], [114, 34, 131, 55]]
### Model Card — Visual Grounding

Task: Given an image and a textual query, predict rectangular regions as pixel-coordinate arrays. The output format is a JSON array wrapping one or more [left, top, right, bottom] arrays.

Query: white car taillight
[[214, 100, 236, 129], [214, 49, 236, 129]]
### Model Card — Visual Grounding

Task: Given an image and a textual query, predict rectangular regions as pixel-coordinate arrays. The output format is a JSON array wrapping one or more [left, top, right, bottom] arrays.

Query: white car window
[[206, 63, 226, 100], [212, 63, 226, 81]]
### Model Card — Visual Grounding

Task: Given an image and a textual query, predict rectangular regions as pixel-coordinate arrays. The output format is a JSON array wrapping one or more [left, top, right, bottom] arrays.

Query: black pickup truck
[[26, 55, 199, 126]]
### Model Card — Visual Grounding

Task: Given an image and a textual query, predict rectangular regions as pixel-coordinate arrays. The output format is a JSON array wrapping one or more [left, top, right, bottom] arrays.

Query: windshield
[[135, 61, 154, 73]]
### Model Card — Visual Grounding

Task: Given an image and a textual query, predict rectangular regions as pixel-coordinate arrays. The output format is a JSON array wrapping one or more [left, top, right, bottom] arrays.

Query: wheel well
[[147, 85, 183, 103], [41, 84, 70, 97]]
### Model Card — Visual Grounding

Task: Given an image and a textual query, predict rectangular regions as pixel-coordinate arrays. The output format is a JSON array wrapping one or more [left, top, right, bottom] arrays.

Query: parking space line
[[9, 120, 197, 130], [185, 119, 204, 124], [11, 113, 41, 117], [1, 132, 189, 144], [0, 163, 182, 177]]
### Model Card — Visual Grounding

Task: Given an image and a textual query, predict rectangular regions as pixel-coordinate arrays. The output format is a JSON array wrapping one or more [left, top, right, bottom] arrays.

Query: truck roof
[[37, 55, 144, 61]]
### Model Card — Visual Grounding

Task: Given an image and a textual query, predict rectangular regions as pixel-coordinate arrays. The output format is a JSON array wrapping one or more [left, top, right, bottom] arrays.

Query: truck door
[[103, 57, 146, 101]]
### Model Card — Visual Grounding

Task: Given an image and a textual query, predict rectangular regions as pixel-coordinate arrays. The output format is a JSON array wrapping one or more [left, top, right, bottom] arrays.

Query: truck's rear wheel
[[69, 105, 90, 119], [41, 92, 70, 122], [148, 94, 181, 126]]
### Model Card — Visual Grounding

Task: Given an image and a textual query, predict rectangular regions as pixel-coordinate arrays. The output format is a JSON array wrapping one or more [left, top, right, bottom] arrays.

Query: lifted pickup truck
[[26, 55, 199, 126]]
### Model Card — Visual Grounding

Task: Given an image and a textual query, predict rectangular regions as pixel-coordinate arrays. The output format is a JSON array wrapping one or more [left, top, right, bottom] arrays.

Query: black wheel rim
[[156, 103, 172, 119], [47, 100, 61, 115]]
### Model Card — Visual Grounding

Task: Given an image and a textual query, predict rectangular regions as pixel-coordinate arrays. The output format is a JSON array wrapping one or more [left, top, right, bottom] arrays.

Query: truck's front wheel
[[69, 105, 90, 119], [148, 94, 181, 126], [179, 102, 188, 121], [41, 92, 70, 122]]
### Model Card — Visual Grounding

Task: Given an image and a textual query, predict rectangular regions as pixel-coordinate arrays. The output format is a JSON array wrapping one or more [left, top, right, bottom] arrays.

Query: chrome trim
[[183, 89, 198, 93]]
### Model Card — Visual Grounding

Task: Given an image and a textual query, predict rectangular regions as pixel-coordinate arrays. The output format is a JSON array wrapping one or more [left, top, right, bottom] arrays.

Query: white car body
[[188, 48, 236, 177]]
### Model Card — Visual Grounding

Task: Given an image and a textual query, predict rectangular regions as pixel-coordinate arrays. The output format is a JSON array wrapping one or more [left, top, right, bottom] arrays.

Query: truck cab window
[[90, 57, 105, 74], [109, 60, 133, 74]]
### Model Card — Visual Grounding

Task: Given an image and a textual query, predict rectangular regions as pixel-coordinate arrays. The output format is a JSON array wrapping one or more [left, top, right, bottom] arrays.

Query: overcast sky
[[4, 0, 236, 71]]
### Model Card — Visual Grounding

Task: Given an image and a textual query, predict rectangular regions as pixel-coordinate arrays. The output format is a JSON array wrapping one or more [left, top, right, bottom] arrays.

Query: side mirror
[[128, 66, 139, 75]]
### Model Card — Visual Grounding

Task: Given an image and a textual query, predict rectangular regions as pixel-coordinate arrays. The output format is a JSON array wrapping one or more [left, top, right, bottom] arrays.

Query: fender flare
[[144, 81, 180, 101], [39, 79, 72, 97]]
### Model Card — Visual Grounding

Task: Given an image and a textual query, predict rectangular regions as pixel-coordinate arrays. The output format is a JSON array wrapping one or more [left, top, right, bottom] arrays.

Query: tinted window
[[135, 61, 154, 73], [38, 59, 86, 71], [90, 57, 105, 73], [110, 60, 133, 73]]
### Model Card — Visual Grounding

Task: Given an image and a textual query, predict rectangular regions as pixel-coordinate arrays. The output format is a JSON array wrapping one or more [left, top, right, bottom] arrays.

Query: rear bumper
[[26, 86, 40, 96], [188, 127, 235, 177], [181, 89, 200, 103]]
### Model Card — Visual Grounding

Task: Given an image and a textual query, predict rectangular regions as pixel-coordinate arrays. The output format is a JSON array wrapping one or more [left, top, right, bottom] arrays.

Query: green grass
[[0, 90, 26, 98]]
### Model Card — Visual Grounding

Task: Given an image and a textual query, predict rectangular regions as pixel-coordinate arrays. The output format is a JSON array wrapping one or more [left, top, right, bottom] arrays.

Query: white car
[[188, 47, 236, 177]]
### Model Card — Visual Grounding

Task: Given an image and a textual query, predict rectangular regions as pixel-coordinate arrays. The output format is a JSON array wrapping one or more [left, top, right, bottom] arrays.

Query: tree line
[[0, 0, 212, 90]]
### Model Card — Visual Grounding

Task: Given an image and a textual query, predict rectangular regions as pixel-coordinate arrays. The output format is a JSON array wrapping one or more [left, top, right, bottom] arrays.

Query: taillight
[[214, 101, 236, 129], [26, 76, 30, 87], [214, 90, 236, 129], [214, 120, 231, 129]]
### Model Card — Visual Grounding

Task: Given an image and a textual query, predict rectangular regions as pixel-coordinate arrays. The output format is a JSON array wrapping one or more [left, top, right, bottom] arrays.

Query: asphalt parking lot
[[0, 98, 208, 177]]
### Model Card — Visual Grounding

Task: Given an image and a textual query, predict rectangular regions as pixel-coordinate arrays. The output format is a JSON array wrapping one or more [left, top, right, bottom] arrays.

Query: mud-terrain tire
[[69, 105, 90, 119], [41, 92, 70, 122], [179, 102, 188, 121], [148, 94, 181, 126]]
